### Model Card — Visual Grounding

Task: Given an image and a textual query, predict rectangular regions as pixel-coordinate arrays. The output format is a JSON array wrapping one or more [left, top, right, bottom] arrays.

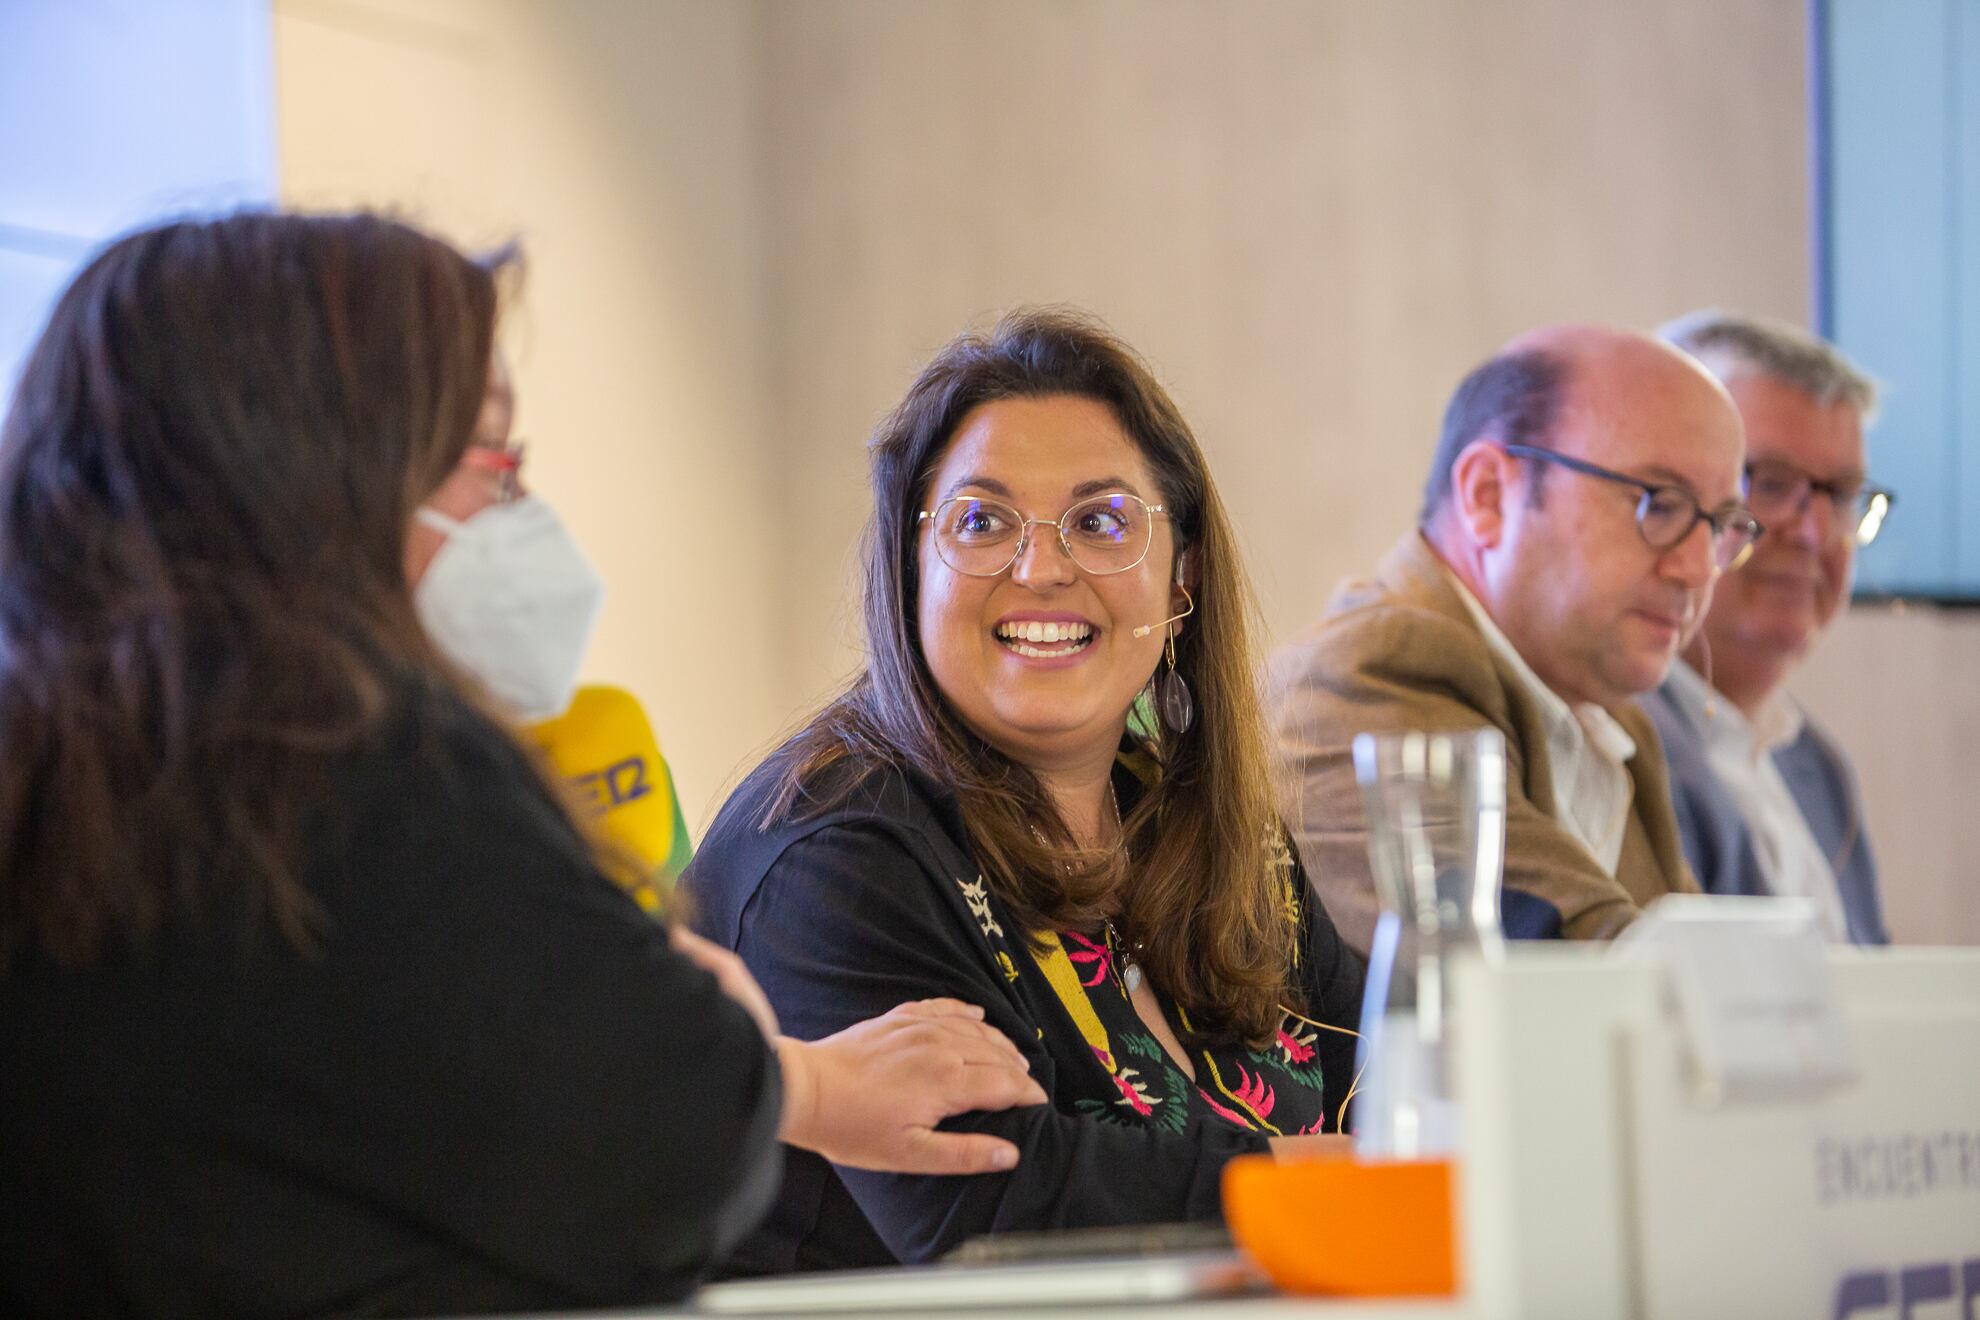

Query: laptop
[[693, 1248, 1269, 1314]]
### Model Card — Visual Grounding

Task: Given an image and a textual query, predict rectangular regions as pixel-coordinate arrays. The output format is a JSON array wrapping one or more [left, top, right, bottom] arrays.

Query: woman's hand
[[668, 928, 1046, 1174], [668, 924, 779, 1041], [1268, 1133, 1355, 1161], [776, 999, 1048, 1175]]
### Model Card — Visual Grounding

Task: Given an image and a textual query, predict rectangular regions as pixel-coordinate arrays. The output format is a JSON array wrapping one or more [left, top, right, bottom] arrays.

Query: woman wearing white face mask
[[0, 212, 1041, 1318], [406, 355, 605, 723]]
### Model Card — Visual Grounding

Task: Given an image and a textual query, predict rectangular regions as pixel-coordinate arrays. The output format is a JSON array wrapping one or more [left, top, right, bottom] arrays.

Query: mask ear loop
[[415, 507, 467, 536]]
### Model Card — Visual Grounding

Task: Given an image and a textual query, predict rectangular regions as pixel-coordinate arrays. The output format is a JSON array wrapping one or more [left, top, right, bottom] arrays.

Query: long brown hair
[[0, 212, 504, 967], [775, 308, 1296, 1044]]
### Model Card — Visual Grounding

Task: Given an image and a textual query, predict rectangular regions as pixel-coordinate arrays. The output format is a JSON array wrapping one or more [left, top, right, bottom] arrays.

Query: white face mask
[[413, 496, 605, 721]]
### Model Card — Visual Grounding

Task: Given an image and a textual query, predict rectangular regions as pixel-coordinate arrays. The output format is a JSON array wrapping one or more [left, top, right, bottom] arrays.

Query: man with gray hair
[[1645, 311, 1893, 944]]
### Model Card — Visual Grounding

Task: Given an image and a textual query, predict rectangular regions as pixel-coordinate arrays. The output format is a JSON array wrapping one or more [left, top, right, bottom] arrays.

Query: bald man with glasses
[[1642, 312, 1893, 946], [1266, 326, 1752, 951]]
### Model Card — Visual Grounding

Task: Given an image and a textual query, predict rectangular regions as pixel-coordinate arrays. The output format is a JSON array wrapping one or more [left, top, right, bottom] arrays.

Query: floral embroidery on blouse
[[949, 767, 1339, 1138], [1272, 1021, 1328, 1092], [1074, 1033, 1192, 1134], [956, 876, 1003, 938], [1062, 930, 1113, 987], [1025, 922, 1335, 1137]]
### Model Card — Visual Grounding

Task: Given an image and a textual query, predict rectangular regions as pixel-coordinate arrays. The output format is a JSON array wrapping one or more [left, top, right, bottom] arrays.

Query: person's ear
[[1449, 439, 1514, 549], [1173, 546, 1198, 592], [1168, 548, 1198, 637]]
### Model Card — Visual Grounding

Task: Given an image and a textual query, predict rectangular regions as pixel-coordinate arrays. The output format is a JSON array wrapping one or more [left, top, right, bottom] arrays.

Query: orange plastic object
[[1221, 1152, 1459, 1297]]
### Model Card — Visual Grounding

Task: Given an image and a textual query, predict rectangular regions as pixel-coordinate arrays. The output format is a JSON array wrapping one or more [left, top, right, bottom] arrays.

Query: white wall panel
[[0, 0, 276, 407]]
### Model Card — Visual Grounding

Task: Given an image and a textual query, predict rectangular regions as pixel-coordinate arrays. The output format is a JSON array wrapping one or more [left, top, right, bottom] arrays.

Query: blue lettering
[[604, 756, 651, 806], [1897, 1262, 1952, 1317], [569, 757, 652, 811], [1835, 1258, 1980, 1320], [1896, 1136, 1918, 1198], [1818, 1130, 1980, 1205], [1834, 1270, 1889, 1320], [570, 771, 610, 811]]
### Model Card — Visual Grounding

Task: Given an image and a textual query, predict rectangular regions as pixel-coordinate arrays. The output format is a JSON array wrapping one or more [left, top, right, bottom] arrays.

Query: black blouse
[[684, 746, 1366, 1273], [0, 685, 781, 1318]]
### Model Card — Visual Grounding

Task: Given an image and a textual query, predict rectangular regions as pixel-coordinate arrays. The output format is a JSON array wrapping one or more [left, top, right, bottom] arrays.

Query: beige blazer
[[1265, 531, 1697, 955]]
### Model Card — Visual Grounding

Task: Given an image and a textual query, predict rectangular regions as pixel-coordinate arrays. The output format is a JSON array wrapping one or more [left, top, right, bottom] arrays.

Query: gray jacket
[[1639, 681, 1889, 945]]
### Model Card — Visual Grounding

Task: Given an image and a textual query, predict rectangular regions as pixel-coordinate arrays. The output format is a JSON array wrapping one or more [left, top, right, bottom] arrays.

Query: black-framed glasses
[[1502, 443, 1762, 570], [1744, 460, 1895, 549], [917, 492, 1169, 577]]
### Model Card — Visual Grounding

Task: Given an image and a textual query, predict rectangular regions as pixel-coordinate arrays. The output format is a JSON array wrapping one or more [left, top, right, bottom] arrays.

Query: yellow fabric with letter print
[[527, 684, 693, 913]]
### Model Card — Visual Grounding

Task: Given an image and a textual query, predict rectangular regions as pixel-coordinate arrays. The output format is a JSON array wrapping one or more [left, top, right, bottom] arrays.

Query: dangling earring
[[1155, 580, 1195, 735], [1157, 628, 1194, 734]]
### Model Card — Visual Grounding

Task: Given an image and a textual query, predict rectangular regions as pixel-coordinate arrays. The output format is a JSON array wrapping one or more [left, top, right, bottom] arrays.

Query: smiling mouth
[[995, 620, 1095, 659]]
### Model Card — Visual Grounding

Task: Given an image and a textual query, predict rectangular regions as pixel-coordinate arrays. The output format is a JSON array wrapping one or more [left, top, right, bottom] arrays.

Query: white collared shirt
[[1663, 659, 1849, 942], [1443, 570, 1638, 874]]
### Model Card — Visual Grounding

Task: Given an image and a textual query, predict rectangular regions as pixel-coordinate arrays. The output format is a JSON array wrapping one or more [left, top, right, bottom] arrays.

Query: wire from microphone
[[1694, 628, 1716, 722], [1132, 577, 1196, 639]]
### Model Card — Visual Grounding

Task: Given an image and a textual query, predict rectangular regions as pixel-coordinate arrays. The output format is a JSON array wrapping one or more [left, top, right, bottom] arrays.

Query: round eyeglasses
[[1501, 444, 1763, 571], [918, 492, 1169, 577], [1743, 460, 1895, 549]]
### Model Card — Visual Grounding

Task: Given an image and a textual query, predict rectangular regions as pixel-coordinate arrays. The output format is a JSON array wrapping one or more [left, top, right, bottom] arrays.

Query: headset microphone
[[1133, 563, 1196, 638], [1132, 596, 1194, 638]]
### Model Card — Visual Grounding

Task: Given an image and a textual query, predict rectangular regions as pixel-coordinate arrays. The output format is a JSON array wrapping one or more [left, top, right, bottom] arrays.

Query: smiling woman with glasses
[[1502, 442, 1764, 569], [682, 308, 1365, 1276]]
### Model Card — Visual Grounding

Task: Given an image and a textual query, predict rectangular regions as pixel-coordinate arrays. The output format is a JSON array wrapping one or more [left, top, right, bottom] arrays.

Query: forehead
[[1553, 351, 1746, 501], [1722, 372, 1866, 476], [926, 394, 1157, 504]]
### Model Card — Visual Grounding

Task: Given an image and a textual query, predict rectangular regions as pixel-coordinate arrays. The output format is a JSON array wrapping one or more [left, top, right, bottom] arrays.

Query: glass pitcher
[[1350, 727, 1506, 1158]]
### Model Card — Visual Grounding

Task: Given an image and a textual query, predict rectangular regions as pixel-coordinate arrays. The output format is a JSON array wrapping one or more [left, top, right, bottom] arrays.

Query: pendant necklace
[[1099, 783, 1145, 995], [1033, 779, 1143, 994], [1110, 919, 1145, 995]]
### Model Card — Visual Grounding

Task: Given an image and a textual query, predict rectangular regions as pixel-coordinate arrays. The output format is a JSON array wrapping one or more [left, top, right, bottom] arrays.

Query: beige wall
[[1794, 609, 1980, 945], [275, 0, 1975, 942], [765, 0, 1812, 699], [275, 0, 781, 823]]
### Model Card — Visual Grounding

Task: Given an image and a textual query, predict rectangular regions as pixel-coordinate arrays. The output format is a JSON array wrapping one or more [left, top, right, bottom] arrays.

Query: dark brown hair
[[774, 307, 1296, 1045], [0, 211, 505, 967], [1420, 348, 1565, 521]]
